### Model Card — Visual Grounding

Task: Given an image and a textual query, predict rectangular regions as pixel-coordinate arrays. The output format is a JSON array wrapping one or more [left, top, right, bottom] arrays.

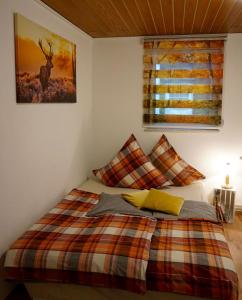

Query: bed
[[4, 178, 238, 300]]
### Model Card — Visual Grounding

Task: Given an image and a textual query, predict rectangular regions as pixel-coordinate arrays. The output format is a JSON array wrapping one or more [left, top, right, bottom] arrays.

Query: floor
[[5, 213, 242, 300], [224, 212, 242, 300], [5, 284, 32, 300]]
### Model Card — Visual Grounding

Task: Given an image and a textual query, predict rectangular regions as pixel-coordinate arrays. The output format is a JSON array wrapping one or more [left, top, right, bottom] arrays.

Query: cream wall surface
[[1, 1, 242, 297], [92, 36, 242, 205], [0, 0, 92, 261]]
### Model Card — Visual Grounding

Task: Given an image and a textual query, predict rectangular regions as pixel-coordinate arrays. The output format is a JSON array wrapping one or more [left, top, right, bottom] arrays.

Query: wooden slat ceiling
[[41, 0, 242, 38]]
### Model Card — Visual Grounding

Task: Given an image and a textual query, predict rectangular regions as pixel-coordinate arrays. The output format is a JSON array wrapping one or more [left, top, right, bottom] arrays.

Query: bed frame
[[26, 282, 212, 300]]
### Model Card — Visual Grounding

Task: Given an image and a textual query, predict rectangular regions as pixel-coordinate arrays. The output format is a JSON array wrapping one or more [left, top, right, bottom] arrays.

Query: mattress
[[80, 177, 205, 202]]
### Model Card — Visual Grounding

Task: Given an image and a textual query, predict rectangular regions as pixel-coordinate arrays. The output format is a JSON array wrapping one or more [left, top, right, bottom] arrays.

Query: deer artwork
[[38, 39, 54, 91]]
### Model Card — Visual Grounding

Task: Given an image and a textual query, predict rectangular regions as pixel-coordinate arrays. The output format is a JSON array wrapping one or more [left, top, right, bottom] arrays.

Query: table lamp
[[222, 162, 232, 189]]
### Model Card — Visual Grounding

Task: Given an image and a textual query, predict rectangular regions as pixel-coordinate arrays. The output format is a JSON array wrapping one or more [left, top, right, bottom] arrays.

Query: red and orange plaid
[[4, 189, 156, 294], [4, 190, 238, 299], [93, 134, 170, 189], [148, 219, 238, 300], [149, 134, 205, 186]]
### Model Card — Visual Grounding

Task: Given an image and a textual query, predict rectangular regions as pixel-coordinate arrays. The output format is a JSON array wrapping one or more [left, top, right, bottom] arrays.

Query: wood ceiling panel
[[160, 0, 174, 34], [222, 2, 242, 32], [182, 0, 197, 34], [230, 10, 242, 32], [41, 0, 109, 37], [173, 0, 186, 34], [209, 0, 237, 33], [41, 0, 242, 38], [122, 0, 148, 35], [195, 0, 214, 33], [198, 0, 224, 33], [85, 0, 129, 37], [146, 0, 166, 34], [135, 0, 157, 34], [107, 0, 141, 36]]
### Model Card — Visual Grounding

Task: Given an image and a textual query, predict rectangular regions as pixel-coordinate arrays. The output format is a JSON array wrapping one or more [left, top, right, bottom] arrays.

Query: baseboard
[[235, 205, 242, 212]]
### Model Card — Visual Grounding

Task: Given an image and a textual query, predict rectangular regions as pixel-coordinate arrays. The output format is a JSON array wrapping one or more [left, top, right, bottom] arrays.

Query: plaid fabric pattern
[[4, 189, 156, 294], [93, 134, 170, 189], [4, 189, 238, 299], [147, 219, 238, 300], [149, 134, 205, 186]]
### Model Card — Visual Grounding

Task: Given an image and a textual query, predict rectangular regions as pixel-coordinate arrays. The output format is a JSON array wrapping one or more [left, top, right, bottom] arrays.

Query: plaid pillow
[[93, 134, 170, 189], [149, 135, 205, 186]]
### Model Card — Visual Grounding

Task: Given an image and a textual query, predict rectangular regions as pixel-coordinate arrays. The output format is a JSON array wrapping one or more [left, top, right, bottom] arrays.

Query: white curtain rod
[[143, 34, 227, 41]]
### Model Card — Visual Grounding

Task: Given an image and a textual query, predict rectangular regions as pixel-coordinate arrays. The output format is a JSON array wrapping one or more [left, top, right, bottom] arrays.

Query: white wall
[[1, 2, 242, 295], [0, 0, 93, 260], [92, 36, 242, 205]]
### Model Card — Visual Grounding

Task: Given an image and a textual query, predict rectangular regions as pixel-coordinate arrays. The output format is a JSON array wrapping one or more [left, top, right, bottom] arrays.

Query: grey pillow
[[86, 193, 152, 217], [153, 200, 217, 222]]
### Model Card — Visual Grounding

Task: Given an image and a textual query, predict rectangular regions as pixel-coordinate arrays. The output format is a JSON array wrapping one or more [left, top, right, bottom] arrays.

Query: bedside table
[[214, 187, 236, 223]]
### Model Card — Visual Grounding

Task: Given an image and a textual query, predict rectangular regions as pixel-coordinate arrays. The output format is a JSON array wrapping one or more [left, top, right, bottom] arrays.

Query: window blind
[[143, 38, 225, 128]]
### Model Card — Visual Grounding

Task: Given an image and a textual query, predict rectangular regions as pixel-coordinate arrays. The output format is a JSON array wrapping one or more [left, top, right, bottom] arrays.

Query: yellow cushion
[[122, 190, 149, 208], [143, 189, 184, 216]]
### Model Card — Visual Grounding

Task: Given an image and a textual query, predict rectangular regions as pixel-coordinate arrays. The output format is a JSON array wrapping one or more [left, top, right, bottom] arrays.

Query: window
[[143, 37, 225, 129]]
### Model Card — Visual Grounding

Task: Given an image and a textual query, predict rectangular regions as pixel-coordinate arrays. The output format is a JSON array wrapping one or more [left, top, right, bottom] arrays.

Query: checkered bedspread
[[147, 219, 238, 300], [4, 189, 156, 293], [4, 189, 238, 299]]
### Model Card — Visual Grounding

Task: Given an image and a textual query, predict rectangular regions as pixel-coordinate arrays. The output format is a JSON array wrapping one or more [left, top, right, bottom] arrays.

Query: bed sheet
[[80, 177, 205, 202]]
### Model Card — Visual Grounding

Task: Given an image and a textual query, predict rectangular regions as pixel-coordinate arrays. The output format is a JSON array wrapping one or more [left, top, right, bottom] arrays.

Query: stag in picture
[[14, 13, 76, 103]]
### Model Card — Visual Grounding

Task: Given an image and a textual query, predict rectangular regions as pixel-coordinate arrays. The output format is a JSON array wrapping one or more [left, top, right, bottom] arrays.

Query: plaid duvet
[[4, 190, 238, 299], [4, 189, 156, 294], [147, 219, 238, 300]]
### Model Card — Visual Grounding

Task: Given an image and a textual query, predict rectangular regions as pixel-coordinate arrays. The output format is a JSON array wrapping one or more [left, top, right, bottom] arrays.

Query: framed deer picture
[[14, 13, 76, 103]]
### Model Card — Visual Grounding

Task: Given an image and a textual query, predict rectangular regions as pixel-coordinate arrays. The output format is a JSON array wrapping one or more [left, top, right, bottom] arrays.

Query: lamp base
[[222, 184, 233, 189]]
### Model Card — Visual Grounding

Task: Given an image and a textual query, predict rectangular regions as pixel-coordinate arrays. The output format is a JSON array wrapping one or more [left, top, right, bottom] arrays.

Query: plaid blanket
[[4, 189, 156, 294], [147, 219, 238, 300], [4, 190, 238, 299]]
